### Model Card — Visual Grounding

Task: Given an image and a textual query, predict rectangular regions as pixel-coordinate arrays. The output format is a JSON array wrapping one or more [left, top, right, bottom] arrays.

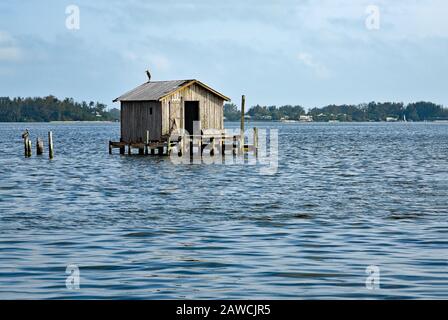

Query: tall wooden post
[[48, 131, 54, 159], [37, 138, 44, 155], [240, 95, 245, 154]]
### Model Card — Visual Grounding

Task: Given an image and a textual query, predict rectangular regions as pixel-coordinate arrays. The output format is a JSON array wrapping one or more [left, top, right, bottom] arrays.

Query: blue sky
[[0, 0, 447, 109]]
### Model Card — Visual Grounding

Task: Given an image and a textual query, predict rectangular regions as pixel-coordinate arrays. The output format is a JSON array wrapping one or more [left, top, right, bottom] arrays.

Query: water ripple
[[0, 122, 447, 299]]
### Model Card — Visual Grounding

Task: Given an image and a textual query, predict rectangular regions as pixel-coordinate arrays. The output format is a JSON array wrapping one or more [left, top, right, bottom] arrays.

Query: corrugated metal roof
[[113, 80, 192, 102]]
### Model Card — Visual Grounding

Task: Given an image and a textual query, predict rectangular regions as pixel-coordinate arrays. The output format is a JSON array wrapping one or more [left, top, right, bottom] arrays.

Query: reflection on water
[[0, 122, 447, 299]]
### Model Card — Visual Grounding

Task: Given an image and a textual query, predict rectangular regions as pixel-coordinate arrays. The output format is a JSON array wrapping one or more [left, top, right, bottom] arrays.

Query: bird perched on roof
[[146, 69, 151, 82]]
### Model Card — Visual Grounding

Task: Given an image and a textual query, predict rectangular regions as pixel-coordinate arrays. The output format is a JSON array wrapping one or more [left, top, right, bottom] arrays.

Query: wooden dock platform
[[109, 94, 258, 158], [109, 131, 258, 157]]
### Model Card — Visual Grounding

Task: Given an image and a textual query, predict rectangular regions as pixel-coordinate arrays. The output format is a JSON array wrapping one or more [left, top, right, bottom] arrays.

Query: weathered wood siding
[[121, 101, 162, 142], [161, 83, 224, 135]]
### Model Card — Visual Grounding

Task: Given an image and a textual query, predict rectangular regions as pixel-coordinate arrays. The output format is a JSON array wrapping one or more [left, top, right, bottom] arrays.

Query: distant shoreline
[[0, 120, 118, 124], [49, 120, 118, 124], [1, 120, 448, 124], [224, 120, 448, 123]]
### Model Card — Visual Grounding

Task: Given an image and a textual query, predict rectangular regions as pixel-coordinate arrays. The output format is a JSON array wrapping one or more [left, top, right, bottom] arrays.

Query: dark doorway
[[184, 101, 199, 135]]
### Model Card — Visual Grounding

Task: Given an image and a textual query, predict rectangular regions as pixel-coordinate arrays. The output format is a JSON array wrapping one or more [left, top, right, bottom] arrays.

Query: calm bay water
[[0, 122, 447, 299]]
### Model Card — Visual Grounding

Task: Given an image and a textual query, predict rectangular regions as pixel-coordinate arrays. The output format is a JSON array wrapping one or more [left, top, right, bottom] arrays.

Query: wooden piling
[[48, 131, 54, 159], [179, 135, 186, 157], [221, 132, 226, 156], [240, 95, 245, 154], [37, 138, 44, 155], [27, 139, 32, 157], [210, 137, 215, 156], [253, 127, 258, 156], [167, 137, 171, 156], [119, 139, 124, 155], [22, 130, 30, 158], [24, 137, 29, 157], [145, 130, 150, 155], [233, 135, 238, 156]]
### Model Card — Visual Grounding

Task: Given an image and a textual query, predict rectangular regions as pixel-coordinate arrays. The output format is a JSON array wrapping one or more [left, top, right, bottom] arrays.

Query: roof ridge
[[113, 79, 229, 102], [145, 79, 194, 83]]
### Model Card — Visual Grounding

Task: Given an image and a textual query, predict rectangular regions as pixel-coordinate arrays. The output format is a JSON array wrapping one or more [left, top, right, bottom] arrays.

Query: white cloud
[[0, 47, 21, 61], [0, 31, 21, 61], [297, 52, 330, 78], [122, 51, 171, 72]]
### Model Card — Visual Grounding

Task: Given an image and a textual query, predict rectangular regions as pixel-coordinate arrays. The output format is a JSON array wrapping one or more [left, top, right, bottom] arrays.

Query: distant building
[[386, 117, 398, 122], [299, 115, 313, 122]]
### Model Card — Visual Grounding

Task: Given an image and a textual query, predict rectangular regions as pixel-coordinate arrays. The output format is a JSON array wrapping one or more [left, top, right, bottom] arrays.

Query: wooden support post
[[240, 95, 245, 154], [158, 146, 164, 155], [253, 127, 258, 156], [179, 135, 185, 157], [109, 141, 112, 154], [22, 130, 30, 157], [27, 139, 32, 157], [233, 135, 238, 156], [151, 148, 155, 155], [128, 144, 132, 155], [119, 138, 125, 155], [210, 137, 215, 156], [178, 136, 183, 157], [221, 132, 226, 156], [48, 131, 54, 159], [199, 136, 203, 157], [145, 130, 149, 155], [24, 137, 29, 157], [167, 137, 171, 156], [37, 138, 44, 155], [139, 147, 144, 155]]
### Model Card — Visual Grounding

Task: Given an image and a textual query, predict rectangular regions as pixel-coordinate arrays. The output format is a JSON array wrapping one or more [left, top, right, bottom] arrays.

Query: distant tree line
[[0, 96, 120, 122], [224, 103, 305, 121], [224, 101, 448, 122], [1, 96, 446, 123]]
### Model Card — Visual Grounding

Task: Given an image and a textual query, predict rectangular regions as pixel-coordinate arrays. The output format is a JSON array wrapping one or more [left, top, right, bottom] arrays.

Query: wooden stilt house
[[113, 73, 231, 143]]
